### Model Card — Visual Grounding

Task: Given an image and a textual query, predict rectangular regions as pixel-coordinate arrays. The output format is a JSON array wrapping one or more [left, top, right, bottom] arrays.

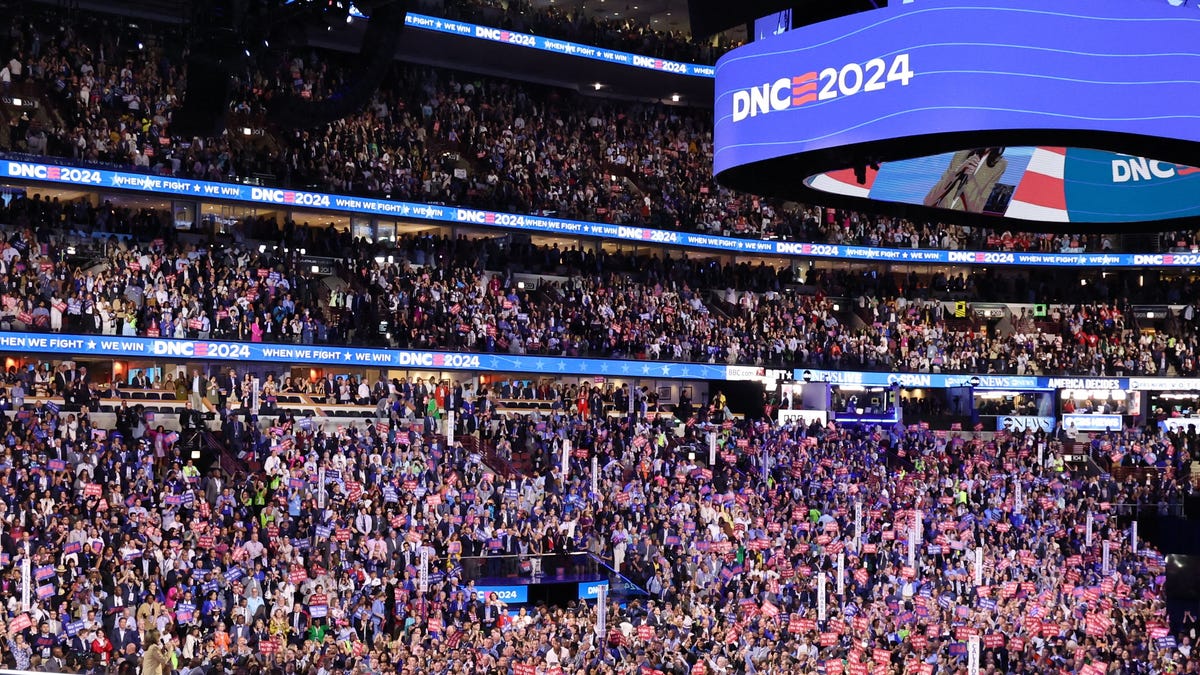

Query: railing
[[1108, 502, 1186, 518], [432, 551, 648, 598], [443, 552, 598, 581]]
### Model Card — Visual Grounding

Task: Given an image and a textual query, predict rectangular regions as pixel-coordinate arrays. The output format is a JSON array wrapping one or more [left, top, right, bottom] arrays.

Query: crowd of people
[[2, 194, 1200, 377], [0, 3, 1196, 675], [429, 0, 738, 65], [0, 362, 1193, 674], [0, 5, 1188, 257]]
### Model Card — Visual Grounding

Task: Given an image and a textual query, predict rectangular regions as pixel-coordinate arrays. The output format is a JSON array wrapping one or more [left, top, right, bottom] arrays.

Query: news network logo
[[731, 73, 817, 122]]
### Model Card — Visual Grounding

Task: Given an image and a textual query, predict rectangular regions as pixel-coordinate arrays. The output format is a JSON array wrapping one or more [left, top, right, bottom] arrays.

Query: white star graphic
[[600, 363, 609, 373], [488, 357, 498, 368], [681, 366, 690, 377], [192, 185, 201, 193], [660, 365, 671, 375], [344, 352, 353, 361], [578, 361, 588, 372], [621, 364, 630, 374], [556, 361, 566, 371], [535, 360, 545, 371], [641, 365, 650, 375], [87, 340, 97, 350]]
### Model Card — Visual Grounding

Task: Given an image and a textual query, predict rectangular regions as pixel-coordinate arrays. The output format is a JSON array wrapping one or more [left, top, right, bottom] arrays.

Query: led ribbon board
[[712, 0, 1200, 229]]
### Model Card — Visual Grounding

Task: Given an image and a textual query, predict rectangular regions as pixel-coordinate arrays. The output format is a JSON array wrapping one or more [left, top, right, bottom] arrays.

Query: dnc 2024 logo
[[731, 53, 912, 122]]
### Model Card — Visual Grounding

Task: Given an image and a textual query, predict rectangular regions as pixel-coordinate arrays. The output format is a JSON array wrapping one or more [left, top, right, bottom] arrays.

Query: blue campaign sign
[[4, 157, 1196, 268], [401, 14, 715, 78], [472, 585, 529, 604], [578, 580, 610, 600], [0, 331, 726, 380], [713, 0, 1200, 221]]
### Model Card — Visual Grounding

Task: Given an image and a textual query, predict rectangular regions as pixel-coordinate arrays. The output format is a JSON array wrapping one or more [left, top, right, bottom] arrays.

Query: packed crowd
[[430, 0, 738, 65], [0, 6, 1175, 256], [4, 195, 1200, 377], [0, 363, 1194, 674]]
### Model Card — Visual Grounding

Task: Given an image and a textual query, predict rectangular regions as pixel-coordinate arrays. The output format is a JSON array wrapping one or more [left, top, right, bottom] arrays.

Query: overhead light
[[311, 265, 321, 273], [138, 42, 144, 50], [346, 15, 353, 22], [258, 244, 266, 253], [671, 94, 680, 102], [10, 98, 20, 106], [593, 83, 602, 90], [242, 127, 253, 136]]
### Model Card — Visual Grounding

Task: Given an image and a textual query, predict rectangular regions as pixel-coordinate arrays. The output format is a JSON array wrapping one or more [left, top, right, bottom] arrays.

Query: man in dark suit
[[109, 616, 138, 654], [179, 402, 203, 430], [53, 364, 73, 396], [219, 368, 240, 409]]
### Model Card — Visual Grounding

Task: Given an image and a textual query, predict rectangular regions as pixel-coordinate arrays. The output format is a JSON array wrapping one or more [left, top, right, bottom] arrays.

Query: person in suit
[[219, 368, 239, 409], [53, 364, 73, 396], [189, 369, 207, 411], [229, 615, 252, 646], [179, 402, 203, 431], [109, 616, 138, 654], [139, 629, 172, 675], [924, 147, 1008, 213]]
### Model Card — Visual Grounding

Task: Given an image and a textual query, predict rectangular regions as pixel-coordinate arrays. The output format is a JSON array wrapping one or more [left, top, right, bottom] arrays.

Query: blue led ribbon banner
[[0, 330, 1191, 389], [713, 0, 1200, 227], [0, 332, 726, 380], [5, 157, 1195, 267], [403, 13, 715, 78]]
